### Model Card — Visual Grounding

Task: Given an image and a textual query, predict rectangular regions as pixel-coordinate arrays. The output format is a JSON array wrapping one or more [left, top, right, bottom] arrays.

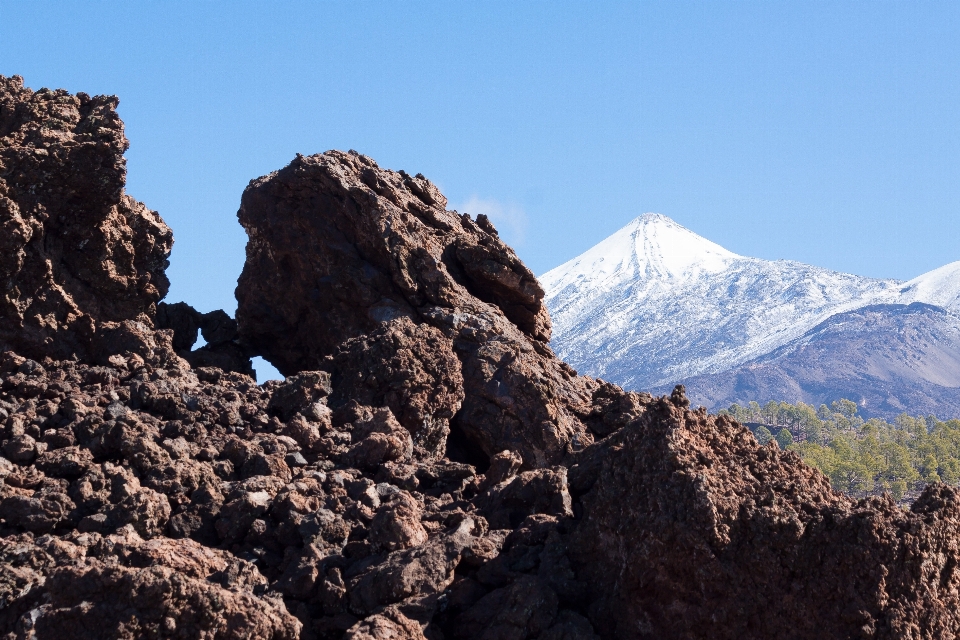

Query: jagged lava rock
[[155, 301, 254, 377], [0, 75, 173, 364], [569, 393, 960, 638], [326, 317, 463, 460], [236, 151, 599, 467]]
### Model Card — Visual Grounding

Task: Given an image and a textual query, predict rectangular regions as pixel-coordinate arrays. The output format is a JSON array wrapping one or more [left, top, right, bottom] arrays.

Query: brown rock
[[155, 301, 254, 376], [35, 445, 93, 479], [328, 317, 464, 459], [369, 491, 429, 552], [478, 467, 573, 530], [483, 450, 522, 487], [34, 550, 300, 639], [107, 487, 171, 539], [235, 150, 599, 467], [540, 611, 601, 640], [348, 519, 475, 615], [3, 433, 37, 463], [343, 406, 414, 470], [569, 401, 960, 639], [453, 575, 559, 640], [0, 493, 74, 534], [345, 608, 427, 640], [267, 370, 333, 421], [0, 75, 173, 364]]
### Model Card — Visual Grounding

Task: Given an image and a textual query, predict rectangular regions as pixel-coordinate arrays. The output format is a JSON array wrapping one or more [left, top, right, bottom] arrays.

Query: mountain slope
[[542, 214, 904, 388], [671, 303, 960, 418], [900, 261, 960, 309]]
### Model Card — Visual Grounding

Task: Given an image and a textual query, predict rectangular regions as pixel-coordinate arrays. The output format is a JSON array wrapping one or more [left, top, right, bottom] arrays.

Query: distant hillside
[[670, 303, 960, 419]]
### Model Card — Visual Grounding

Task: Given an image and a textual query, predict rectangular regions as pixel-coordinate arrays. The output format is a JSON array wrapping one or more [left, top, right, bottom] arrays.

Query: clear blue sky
[[3, 2, 959, 320]]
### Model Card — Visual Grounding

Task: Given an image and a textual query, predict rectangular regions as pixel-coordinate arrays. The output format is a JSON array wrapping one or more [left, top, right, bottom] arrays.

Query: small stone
[[3, 434, 37, 463], [78, 513, 108, 533], [285, 452, 308, 467]]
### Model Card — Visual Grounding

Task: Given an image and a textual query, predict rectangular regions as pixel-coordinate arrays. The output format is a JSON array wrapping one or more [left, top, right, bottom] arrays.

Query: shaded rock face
[[155, 301, 254, 377], [6, 78, 960, 640], [568, 397, 960, 638], [236, 150, 550, 369], [325, 317, 464, 460], [0, 76, 173, 364], [237, 151, 597, 468]]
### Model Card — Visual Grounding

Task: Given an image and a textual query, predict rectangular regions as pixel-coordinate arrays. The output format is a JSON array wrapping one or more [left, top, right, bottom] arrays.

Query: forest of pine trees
[[719, 399, 960, 503]]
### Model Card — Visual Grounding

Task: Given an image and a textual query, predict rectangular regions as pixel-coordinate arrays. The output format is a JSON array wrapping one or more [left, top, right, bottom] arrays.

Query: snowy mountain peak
[[542, 214, 960, 391], [540, 213, 738, 294], [631, 213, 740, 277], [541, 214, 909, 388]]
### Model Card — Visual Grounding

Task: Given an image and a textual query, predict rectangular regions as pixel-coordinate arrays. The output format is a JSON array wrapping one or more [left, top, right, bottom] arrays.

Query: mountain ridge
[[666, 302, 960, 418], [543, 214, 960, 414]]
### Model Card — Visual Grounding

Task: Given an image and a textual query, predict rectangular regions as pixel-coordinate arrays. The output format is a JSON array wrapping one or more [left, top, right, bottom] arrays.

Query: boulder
[[235, 150, 600, 467], [569, 399, 960, 639]]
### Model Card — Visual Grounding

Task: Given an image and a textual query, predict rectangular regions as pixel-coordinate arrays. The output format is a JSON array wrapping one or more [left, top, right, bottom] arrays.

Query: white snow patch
[[900, 261, 960, 311]]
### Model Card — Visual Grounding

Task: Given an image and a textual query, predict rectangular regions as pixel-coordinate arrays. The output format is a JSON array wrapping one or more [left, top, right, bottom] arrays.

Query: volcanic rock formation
[[4, 76, 960, 639], [235, 151, 597, 469], [0, 75, 173, 364]]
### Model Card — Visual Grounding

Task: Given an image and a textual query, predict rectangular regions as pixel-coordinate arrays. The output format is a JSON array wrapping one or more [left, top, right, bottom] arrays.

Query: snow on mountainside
[[672, 303, 960, 419], [541, 214, 958, 391], [900, 261, 960, 310]]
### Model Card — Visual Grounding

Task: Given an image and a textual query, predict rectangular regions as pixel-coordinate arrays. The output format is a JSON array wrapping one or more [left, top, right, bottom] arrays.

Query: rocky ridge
[[3, 76, 960, 639]]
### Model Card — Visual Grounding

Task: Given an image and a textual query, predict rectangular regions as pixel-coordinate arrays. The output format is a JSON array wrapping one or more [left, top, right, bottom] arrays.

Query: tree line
[[719, 399, 960, 502]]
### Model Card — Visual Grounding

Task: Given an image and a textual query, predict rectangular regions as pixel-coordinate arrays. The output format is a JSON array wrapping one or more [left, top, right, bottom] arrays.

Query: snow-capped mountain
[[541, 214, 960, 391]]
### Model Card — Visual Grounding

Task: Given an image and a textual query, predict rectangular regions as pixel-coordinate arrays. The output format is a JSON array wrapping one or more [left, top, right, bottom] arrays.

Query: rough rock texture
[[236, 151, 602, 469], [569, 396, 960, 638], [325, 317, 463, 461], [0, 75, 173, 364], [0, 339, 606, 639], [155, 301, 254, 377], [5, 78, 960, 639]]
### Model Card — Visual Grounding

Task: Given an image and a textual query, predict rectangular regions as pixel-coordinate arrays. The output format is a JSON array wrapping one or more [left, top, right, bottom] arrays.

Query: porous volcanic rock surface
[[3, 76, 960, 639], [0, 75, 173, 364], [235, 151, 598, 469]]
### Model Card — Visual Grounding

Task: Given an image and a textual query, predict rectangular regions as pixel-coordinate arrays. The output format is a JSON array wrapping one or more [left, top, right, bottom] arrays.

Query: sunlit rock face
[[234, 150, 601, 469], [0, 75, 173, 365]]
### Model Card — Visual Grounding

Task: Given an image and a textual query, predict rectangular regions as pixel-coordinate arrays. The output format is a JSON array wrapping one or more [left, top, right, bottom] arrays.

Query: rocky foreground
[[2, 75, 960, 639]]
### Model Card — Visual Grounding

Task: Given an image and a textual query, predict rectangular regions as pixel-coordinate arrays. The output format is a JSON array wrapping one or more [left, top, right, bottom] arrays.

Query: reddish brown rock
[[568, 397, 960, 639], [0, 75, 173, 364], [235, 150, 599, 468], [34, 532, 302, 640], [369, 491, 429, 552], [477, 467, 573, 530], [344, 608, 427, 640], [327, 317, 463, 459], [454, 574, 559, 639], [155, 301, 254, 377]]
